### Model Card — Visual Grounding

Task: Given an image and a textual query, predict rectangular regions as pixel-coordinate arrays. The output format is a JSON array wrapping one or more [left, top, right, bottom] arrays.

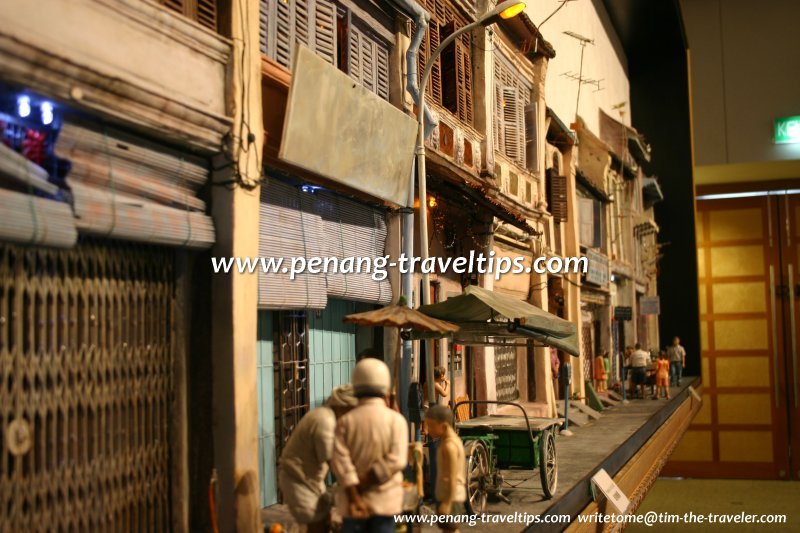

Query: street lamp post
[[415, 0, 526, 403]]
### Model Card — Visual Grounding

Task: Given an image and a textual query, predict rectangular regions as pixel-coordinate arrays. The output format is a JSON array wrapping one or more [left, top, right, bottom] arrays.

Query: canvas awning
[[416, 285, 580, 356]]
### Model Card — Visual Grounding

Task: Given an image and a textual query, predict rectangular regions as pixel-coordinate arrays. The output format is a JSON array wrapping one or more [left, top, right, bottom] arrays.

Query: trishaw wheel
[[539, 430, 558, 499], [464, 440, 489, 515]]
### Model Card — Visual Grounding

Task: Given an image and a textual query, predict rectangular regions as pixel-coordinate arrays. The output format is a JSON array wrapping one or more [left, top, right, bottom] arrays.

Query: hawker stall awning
[[417, 285, 580, 356]]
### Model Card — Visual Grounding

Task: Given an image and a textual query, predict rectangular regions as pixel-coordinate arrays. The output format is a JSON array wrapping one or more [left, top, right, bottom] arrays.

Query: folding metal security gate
[[495, 345, 519, 402], [0, 241, 175, 532]]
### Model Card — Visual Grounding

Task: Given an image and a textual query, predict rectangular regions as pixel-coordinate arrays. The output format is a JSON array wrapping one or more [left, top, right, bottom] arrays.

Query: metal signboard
[[640, 296, 661, 315], [584, 249, 609, 287], [280, 45, 417, 206]]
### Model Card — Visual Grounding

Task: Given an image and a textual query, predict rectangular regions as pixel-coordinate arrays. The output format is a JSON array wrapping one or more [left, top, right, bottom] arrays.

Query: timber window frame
[[259, 0, 391, 100], [416, 0, 474, 124], [493, 51, 533, 169], [578, 190, 603, 249]]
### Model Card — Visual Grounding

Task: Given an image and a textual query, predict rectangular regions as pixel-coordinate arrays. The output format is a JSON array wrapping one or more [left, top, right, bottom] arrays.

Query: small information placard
[[591, 468, 630, 514]]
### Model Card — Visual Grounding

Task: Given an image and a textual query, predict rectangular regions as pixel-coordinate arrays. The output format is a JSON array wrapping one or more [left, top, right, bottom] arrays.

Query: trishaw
[[454, 400, 560, 514], [414, 285, 580, 515]]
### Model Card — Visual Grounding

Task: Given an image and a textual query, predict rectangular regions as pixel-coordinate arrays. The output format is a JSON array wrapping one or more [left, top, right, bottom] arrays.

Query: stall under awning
[[416, 285, 580, 356]]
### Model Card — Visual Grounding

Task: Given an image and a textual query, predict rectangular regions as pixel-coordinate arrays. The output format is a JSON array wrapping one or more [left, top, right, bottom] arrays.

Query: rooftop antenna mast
[[561, 30, 602, 122]]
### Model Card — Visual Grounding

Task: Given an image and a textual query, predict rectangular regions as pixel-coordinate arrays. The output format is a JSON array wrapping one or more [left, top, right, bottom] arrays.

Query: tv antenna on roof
[[561, 30, 604, 122]]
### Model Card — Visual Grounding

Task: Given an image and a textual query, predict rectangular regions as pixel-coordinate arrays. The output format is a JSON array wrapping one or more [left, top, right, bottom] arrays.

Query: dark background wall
[[601, 0, 701, 375]]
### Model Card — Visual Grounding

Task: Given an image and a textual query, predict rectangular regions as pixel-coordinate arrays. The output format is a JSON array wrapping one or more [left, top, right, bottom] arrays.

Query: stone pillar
[[210, 0, 264, 531]]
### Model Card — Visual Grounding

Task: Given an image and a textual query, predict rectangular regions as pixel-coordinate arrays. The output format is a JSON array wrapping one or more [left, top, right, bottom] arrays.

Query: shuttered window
[[260, 0, 338, 70], [155, 0, 218, 32], [260, 0, 391, 100], [346, 20, 391, 100], [493, 51, 532, 169], [546, 168, 568, 222], [417, 0, 473, 124]]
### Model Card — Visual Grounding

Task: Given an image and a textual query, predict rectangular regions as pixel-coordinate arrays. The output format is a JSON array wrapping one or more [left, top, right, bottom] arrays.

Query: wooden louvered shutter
[[494, 84, 504, 154], [428, 23, 442, 102], [261, 0, 336, 69], [501, 86, 522, 165], [375, 43, 389, 100], [547, 169, 568, 222], [156, 0, 217, 31], [525, 103, 539, 171], [313, 0, 337, 65], [272, 0, 294, 67], [456, 38, 473, 123], [440, 21, 457, 114], [347, 23, 390, 100], [196, 0, 217, 30]]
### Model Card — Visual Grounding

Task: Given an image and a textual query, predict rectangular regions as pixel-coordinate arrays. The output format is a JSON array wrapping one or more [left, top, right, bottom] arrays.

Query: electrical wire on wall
[[213, 0, 263, 191]]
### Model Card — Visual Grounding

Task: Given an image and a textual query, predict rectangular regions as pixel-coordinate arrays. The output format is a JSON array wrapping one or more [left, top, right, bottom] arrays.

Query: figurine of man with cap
[[278, 384, 358, 533], [332, 358, 409, 532]]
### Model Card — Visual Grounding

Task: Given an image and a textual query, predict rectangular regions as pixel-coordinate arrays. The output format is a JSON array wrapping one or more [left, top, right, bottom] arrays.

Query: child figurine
[[655, 350, 671, 399], [424, 405, 466, 532], [593, 353, 607, 392]]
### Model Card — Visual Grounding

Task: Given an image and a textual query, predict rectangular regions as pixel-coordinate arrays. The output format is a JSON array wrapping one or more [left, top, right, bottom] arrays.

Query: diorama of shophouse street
[[4, 0, 800, 531]]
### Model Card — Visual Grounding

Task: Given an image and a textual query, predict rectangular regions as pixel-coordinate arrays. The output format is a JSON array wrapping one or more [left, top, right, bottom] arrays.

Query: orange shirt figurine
[[655, 351, 671, 399]]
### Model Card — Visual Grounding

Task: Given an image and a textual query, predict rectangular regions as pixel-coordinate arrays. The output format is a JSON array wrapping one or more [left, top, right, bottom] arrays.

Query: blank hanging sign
[[590, 468, 630, 514]]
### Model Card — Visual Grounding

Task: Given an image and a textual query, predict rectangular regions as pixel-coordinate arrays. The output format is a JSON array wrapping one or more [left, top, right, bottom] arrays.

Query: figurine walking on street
[[425, 405, 466, 532], [667, 336, 686, 387]]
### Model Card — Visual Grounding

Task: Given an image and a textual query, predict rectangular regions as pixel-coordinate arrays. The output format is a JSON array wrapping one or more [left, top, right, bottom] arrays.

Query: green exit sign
[[775, 116, 800, 144]]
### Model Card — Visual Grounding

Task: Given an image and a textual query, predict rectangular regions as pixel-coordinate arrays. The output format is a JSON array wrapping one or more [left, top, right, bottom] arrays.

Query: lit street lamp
[[416, 0, 526, 403]]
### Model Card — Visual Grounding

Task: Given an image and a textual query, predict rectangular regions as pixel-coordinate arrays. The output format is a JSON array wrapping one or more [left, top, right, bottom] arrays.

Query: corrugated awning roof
[[498, 12, 556, 59], [643, 176, 664, 203], [416, 285, 580, 356], [546, 107, 576, 147]]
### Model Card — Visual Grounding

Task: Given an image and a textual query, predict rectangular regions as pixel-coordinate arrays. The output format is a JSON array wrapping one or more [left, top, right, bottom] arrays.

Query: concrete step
[[556, 404, 591, 427], [570, 400, 602, 420], [606, 390, 623, 402], [599, 396, 620, 408]]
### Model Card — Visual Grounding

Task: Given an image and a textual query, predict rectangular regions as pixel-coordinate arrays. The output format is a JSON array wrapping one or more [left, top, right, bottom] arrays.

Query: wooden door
[[672, 195, 792, 478], [780, 193, 800, 479]]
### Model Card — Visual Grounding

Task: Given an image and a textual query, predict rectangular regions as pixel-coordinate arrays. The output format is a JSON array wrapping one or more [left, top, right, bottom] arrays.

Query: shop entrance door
[[685, 192, 800, 479]]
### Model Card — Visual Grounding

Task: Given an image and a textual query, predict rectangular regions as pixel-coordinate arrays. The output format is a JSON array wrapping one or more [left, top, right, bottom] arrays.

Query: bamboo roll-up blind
[[57, 119, 215, 249], [0, 188, 77, 247], [258, 180, 327, 309], [57, 123, 208, 188], [70, 182, 215, 249], [316, 191, 392, 305], [64, 152, 205, 210]]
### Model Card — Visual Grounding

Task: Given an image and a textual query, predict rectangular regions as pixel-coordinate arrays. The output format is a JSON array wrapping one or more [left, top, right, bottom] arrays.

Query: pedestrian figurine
[[550, 347, 560, 400], [602, 353, 610, 392], [423, 366, 450, 408], [666, 336, 686, 387], [629, 343, 649, 400], [277, 385, 358, 533], [332, 358, 409, 533], [593, 353, 607, 392], [424, 405, 466, 532], [655, 351, 670, 399]]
